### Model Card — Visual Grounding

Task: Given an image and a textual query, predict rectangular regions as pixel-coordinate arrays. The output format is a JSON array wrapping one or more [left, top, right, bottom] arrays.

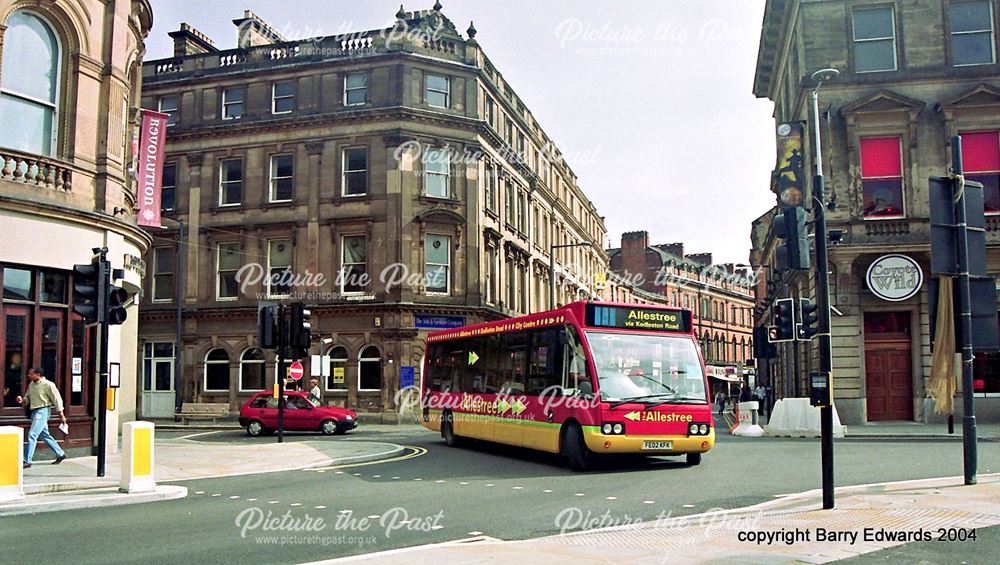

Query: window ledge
[[419, 195, 460, 206]]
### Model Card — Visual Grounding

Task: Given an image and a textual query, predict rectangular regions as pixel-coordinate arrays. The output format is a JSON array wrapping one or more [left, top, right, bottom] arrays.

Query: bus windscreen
[[586, 332, 707, 403]]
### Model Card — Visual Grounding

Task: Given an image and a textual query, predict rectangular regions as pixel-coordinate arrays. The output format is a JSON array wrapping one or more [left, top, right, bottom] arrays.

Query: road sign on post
[[288, 361, 304, 381]]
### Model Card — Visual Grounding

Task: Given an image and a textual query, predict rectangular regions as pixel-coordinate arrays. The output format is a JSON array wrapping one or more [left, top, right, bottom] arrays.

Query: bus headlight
[[602, 423, 613, 434], [689, 423, 698, 434], [699, 424, 708, 435], [612, 423, 623, 434]]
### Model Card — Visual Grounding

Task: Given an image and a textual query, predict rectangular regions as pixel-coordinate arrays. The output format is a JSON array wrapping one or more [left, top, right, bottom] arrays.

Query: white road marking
[[335, 471, 344, 475], [194, 491, 204, 495], [316, 470, 326, 473], [459, 482, 469, 485], [290, 503, 302, 507], [392, 477, 400, 480], [353, 473, 362, 476], [543, 489, 553, 493], [642, 500, 655, 505], [414, 478, 423, 481], [431, 525, 444, 530], [373, 475, 381, 478], [247, 498, 258, 502], [435, 480, 446, 483], [229, 496, 240, 499], [683, 504, 695, 508], [606, 496, 617, 500], [513, 486, 524, 490], [468, 531, 483, 536], [485, 483, 495, 487], [314, 506, 327, 510], [367, 515, 380, 519], [269, 500, 280, 504], [211, 493, 222, 497], [574, 493, 585, 497]]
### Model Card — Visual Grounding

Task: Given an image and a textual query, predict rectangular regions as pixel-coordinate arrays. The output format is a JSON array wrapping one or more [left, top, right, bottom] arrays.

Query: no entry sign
[[288, 361, 304, 381]]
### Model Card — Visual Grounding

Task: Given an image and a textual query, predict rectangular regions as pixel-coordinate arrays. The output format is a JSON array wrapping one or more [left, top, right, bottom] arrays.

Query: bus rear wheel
[[442, 412, 459, 447], [686, 452, 702, 466], [562, 424, 592, 471]]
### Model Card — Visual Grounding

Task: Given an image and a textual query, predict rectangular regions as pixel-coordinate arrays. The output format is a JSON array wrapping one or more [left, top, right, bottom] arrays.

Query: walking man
[[16, 367, 67, 468], [308, 378, 322, 407]]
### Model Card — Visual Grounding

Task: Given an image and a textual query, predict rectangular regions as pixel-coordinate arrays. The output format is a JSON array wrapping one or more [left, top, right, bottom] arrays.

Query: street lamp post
[[811, 67, 839, 510], [549, 242, 593, 310]]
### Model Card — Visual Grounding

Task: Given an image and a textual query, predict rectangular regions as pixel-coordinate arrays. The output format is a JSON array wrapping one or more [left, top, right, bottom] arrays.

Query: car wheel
[[562, 423, 593, 472], [321, 420, 338, 435], [686, 452, 702, 466], [442, 412, 459, 447], [246, 420, 265, 437]]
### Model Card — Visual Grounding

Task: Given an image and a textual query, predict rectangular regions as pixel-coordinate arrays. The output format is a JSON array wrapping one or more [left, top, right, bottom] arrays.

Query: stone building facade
[[0, 0, 153, 447], [608, 231, 756, 388], [752, 0, 1000, 423], [138, 6, 607, 418]]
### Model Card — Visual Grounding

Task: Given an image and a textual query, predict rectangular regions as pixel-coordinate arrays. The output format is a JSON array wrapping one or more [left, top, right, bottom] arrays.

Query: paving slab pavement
[[315, 474, 1000, 565], [1, 431, 406, 516]]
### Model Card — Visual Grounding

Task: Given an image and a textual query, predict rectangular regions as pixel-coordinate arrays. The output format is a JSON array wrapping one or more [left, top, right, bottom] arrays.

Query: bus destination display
[[586, 305, 691, 332]]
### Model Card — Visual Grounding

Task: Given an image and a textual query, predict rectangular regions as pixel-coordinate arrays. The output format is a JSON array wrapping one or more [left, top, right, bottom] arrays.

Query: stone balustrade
[[0, 149, 73, 192]]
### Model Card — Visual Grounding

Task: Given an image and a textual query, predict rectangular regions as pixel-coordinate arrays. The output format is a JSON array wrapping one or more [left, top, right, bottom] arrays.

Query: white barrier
[[732, 401, 766, 437], [766, 398, 846, 438], [0, 426, 24, 502], [120, 421, 155, 493]]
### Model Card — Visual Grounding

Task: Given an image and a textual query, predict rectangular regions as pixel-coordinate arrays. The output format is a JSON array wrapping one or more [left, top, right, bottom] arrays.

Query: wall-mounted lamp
[[828, 229, 844, 245], [321, 337, 333, 345]]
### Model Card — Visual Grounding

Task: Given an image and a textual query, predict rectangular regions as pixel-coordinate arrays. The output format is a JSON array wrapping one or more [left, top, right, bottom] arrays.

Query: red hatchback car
[[239, 391, 358, 436]]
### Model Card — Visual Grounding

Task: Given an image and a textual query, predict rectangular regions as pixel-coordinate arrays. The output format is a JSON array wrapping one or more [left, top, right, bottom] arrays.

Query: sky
[[145, 0, 777, 265]]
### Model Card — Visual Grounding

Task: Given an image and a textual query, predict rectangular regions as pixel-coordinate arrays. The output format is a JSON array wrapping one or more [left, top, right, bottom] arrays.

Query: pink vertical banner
[[136, 109, 169, 228]]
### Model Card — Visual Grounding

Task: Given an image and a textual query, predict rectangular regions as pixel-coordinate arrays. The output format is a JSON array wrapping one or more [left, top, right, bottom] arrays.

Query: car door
[[284, 395, 315, 431]]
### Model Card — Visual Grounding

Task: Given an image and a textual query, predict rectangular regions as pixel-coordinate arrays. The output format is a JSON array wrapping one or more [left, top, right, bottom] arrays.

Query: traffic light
[[771, 297, 796, 342], [798, 298, 819, 341], [773, 207, 810, 271], [72, 256, 105, 324], [258, 304, 277, 349], [753, 325, 777, 359], [289, 302, 312, 358], [106, 269, 130, 326]]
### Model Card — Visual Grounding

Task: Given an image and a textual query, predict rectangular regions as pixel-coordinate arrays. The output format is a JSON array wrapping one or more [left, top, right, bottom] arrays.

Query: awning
[[706, 366, 743, 382], [708, 373, 743, 383]]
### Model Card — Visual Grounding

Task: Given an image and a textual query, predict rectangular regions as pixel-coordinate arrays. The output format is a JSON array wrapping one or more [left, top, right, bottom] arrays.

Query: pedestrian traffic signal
[[773, 207, 810, 271], [798, 298, 819, 341], [772, 298, 796, 342], [72, 256, 105, 324]]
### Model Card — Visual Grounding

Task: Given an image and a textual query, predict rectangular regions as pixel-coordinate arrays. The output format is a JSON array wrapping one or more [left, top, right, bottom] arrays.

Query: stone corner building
[[138, 5, 608, 418], [0, 0, 153, 446], [752, 0, 1000, 424]]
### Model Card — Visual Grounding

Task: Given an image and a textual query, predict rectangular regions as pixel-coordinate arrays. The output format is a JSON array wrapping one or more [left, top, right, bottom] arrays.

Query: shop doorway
[[864, 311, 913, 421]]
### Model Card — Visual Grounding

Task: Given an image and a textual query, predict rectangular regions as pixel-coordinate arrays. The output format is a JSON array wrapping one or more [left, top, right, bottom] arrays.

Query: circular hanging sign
[[866, 254, 923, 302], [288, 361, 304, 381]]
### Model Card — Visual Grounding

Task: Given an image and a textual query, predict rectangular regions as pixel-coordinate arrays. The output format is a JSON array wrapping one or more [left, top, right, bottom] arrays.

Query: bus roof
[[426, 301, 692, 343]]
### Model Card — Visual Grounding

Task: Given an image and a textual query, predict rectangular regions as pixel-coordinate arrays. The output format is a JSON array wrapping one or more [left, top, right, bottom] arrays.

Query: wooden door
[[865, 342, 913, 421]]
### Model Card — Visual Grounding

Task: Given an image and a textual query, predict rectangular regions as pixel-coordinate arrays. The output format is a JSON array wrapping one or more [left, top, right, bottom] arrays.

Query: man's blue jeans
[[24, 406, 65, 463]]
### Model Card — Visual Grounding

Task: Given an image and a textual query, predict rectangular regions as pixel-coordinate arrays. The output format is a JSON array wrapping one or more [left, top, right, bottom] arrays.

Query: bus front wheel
[[562, 424, 592, 471], [442, 412, 459, 447], [686, 452, 702, 466]]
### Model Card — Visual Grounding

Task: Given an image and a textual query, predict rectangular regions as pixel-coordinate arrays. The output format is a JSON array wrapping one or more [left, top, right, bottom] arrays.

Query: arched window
[[0, 11, 61, 156], [239, 348, 265, 391], [732, 337, 738, 363], [358, 346, 381, 391], [326, 346, 348, 390], [204, 348, 230, 391]]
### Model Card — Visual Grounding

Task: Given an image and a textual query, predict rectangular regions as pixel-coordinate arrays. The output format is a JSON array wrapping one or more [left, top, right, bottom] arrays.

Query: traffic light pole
[[96, 252, 109, 477], [810, 78, 836, 509], [952, 138, 978, 485], [277, 304, 286, 444]]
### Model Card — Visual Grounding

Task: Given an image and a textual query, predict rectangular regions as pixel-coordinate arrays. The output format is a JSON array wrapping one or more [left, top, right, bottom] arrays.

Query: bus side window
[[463, 337, 485, 393], [501, 332, 528, 394], [528, 328, 562, 395], [563, 326, 589, 393], [484, 334, 502, 393], [426, 344, 443, 392]]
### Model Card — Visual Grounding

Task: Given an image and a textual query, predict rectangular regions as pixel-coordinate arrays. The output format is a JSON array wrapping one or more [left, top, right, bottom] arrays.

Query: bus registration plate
[[641, 440, 671, 450]]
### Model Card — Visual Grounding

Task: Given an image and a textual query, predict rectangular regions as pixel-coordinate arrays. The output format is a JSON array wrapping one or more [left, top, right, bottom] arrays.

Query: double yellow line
[[312, 445, 428, 471]]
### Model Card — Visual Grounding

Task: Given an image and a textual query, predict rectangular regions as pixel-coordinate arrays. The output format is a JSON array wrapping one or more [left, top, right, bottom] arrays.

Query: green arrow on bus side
[[468, 351, 480, 365], [496, 398, 510, 414], [511, 399, 526, 415]]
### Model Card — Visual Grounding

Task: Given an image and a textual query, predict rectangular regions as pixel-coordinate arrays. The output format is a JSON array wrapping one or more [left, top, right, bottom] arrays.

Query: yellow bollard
[[0, 426, 25, 502], [119, 421, 155, 493]]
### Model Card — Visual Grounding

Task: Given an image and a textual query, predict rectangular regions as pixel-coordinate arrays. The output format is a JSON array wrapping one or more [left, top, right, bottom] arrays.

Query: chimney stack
[[168, 23, 217, 57], [687, 253, 713, 266], [233, 10, 286, 48], [660, 242, 684, 259]]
